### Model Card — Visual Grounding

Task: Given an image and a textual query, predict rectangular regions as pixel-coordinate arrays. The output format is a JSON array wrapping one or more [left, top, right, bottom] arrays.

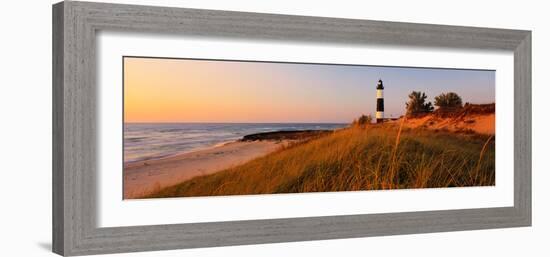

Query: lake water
[[124, 123, 348, 164]]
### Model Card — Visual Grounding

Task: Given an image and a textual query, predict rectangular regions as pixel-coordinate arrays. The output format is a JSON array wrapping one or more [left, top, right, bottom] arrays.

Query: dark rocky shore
[[241, 130, 333, 141]]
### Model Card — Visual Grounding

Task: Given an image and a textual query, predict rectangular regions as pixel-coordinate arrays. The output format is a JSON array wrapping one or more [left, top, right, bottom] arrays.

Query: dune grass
[[147, 123, 495, 198]]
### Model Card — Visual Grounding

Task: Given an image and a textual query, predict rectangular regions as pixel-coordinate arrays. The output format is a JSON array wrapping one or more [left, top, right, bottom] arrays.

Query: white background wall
[[0, 0, 548, 256]]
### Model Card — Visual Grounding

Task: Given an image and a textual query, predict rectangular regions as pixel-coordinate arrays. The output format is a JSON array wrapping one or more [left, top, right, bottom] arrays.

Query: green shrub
[[434, 92, 463, 110], [406, 91, 434, 116]]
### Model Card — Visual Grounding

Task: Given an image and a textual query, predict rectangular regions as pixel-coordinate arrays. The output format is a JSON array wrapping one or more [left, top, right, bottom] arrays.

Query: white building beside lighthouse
[[376, 79, 384, 123]]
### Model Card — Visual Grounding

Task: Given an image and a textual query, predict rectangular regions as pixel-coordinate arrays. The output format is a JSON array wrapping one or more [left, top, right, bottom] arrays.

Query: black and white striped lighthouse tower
[[376, 79, 384, 123]]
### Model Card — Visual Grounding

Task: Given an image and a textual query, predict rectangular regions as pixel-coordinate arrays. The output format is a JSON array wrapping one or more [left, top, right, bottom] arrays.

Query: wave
[[123, 123, 348, 164]]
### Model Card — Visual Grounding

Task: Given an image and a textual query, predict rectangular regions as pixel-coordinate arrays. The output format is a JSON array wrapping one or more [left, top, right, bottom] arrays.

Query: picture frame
[[52, 1, 531, 256]]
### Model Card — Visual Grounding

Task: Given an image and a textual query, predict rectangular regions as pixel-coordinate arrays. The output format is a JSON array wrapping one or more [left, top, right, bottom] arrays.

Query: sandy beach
[[124, 140, 287, 199]]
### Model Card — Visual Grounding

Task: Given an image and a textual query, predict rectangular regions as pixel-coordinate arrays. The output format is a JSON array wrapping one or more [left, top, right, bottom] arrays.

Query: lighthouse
[[376, 79, 384, 123]]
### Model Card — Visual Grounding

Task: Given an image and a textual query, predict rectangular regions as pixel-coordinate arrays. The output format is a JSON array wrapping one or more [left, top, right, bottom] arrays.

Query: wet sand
[[124, 140, 287, 199]]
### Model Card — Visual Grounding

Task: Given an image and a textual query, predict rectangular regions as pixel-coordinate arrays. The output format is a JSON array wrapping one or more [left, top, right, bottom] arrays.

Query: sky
[[124, 57, 495, 123]]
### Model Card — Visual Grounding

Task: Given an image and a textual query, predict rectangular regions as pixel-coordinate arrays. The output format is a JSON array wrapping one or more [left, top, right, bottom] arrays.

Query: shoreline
[[124, 139, 239, 167], [124, 129, 331, 199], [124, 129, 335, 167]]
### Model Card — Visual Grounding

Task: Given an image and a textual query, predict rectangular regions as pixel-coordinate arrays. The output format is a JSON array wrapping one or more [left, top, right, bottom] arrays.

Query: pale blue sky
[[125, 57, 495, 123], [282, 63, 495, 120]]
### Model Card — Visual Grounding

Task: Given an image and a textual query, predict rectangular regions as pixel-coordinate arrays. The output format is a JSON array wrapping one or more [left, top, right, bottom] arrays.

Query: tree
[[352, 114, 372, 127], [434, 92, 463, 110], [405, 91, 434, 116]]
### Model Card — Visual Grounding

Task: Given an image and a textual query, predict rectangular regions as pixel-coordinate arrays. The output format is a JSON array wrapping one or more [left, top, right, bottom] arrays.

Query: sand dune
[[403, 104, 495, 135], [405, 113, 495, 135], [124, 140, 287, 199]]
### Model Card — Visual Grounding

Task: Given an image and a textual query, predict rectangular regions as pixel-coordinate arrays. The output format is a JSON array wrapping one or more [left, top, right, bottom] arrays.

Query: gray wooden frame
[[52, 1, 531, 256]]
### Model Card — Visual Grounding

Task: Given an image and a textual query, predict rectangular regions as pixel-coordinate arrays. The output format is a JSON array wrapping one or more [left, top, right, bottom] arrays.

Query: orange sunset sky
[[124, 57, 494, 123]]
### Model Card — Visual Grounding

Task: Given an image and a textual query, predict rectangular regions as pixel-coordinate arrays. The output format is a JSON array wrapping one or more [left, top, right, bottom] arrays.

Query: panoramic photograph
[[123, 57, 495, 199]]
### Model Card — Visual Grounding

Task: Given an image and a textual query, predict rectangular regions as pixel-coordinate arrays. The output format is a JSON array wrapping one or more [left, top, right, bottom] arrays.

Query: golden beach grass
[[147, 123, 495, 198]]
